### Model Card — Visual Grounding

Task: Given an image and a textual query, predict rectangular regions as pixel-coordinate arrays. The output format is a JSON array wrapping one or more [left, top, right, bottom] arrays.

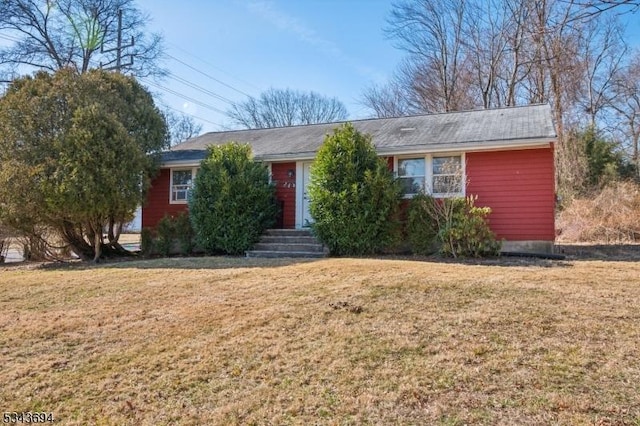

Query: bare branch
[[0, 0, 165, 77], [227, 88, 348, 129]]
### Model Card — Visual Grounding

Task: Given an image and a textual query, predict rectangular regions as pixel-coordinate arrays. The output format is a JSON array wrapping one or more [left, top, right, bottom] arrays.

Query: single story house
[[143, 104, 557, 253]]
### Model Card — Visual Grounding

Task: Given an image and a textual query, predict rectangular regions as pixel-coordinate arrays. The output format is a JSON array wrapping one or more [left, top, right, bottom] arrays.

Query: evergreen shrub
[[189, 143, 277, 255], [308, 123, 401, 255]]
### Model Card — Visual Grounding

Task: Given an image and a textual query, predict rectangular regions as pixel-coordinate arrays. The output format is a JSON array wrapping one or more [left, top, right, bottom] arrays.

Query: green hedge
[[140, 212, 195, 256], [189, 143, 277, 255], [308, 123, 401, 255]]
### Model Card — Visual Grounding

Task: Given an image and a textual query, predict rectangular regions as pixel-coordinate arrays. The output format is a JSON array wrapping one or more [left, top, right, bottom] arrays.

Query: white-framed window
[[395, 154, 464, 198], [398, 158, 426, 195], [170, 167, 198, 204], [432, 155, 463, 196]]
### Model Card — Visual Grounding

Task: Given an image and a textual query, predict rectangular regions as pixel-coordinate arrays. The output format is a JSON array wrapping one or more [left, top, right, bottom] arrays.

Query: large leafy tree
[[0, 68, 168, 261]]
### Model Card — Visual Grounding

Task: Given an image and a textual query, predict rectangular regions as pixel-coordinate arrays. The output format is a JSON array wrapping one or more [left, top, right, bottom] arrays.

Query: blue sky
[[3, 1, 635, 134], [136, 0, 403, 133]]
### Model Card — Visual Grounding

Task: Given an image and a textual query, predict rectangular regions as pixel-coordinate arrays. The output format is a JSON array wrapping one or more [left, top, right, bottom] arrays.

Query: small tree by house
[[308, 123, 402, 255], [408, 194, 501, 258], [407, 157, 500, 258], [189, 143, 277, 255]]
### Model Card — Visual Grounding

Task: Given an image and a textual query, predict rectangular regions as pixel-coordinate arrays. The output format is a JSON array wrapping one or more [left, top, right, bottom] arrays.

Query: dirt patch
[[556, 243, 640, 261]]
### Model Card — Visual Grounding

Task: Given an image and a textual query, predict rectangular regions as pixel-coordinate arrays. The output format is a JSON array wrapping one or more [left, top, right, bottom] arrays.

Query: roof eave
[[160, 137, 555, 167], [160, 159, 203, 168], [375, 137, 555, 156], [254, 152, 317, 162]]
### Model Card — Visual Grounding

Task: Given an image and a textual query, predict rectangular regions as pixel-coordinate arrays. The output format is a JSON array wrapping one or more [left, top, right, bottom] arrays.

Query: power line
[[167, 41, 263, 93], [165, 53, 254, 98], [0, 33, 22, 43], [141, 78, 228, 116], [162, 103, 231, 130], [165, 71, 235, 105]]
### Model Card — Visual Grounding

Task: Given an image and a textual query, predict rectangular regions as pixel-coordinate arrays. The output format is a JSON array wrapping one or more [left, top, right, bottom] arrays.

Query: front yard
[[1, 256, 639, 425]]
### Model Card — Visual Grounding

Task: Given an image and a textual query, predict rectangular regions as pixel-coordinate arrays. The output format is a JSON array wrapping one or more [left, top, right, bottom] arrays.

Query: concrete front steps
[[246, 229, 328, 258]]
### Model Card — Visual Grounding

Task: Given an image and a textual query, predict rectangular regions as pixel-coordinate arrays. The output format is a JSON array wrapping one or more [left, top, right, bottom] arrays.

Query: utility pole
[[0, 71, 17, 94], [100, 9, 134, 72]]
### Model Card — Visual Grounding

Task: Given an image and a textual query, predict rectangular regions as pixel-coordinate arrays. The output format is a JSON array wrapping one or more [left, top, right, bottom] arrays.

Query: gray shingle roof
[[166, 104, 555, 164]]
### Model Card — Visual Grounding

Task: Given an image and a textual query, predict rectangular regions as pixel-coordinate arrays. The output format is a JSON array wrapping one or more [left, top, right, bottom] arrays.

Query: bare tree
[[386, 0, 471, 113], [510, 0, 590, 193], [611, 52, 640, 177], [367, 0, 637, 192], [165, 110, 203, 146], [566, 0, 639, 20], [574, 19, 627, 127], [360, 80, 412, 118], [0, 0, 164, 77], [227, 88, 348, 129], [499, 0, 535, 106], [464, 0, 511, 109]]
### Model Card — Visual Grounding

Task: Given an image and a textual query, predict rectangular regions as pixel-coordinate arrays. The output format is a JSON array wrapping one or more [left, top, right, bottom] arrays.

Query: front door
[[302, 161, 313, 227]]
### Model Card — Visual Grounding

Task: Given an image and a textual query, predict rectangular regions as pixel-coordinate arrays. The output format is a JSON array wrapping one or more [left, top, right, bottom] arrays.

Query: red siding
[[271, 162, 296, 228], [142, 168, 188, 229], [385, 156, 394, 171], [466, 147, 555, 241], [143, 163, 298, 230]]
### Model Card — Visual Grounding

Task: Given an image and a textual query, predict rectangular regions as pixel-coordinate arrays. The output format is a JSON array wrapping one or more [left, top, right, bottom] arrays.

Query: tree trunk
[[93, 231, 102, 263]]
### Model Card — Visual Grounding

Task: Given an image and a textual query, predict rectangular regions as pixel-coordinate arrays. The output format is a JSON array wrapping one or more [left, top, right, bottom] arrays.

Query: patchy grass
[[1, 256, 639, 425]]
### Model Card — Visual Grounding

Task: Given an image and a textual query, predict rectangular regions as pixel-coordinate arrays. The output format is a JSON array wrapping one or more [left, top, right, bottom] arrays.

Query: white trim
[[295, 161, 305, 228], [162, 160, 201, 168], [394, 153, 466, 199], [431, 153, 466, 198], [169, 167, 198, 205], [256, 152, 317, 162], [267, 162, 273, 183]]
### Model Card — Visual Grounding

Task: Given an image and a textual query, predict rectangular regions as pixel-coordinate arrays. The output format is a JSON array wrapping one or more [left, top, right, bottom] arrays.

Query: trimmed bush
[[189, 143, 277, 255], [140, 227, 154, 256], [407, 194, 501, 258], [174, 212, 195, 254], [308, 123, 401, 255], [140, 212, 195, 257], [406, 194, 439, 255], [155, 214, 176, 256]]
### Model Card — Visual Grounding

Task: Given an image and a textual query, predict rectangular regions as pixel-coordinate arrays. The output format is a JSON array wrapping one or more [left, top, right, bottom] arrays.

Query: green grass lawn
[[1, 256, 639, 425]]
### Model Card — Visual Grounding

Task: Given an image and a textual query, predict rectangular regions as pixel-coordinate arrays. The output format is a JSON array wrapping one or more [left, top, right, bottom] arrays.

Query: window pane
[[172, 169, 193, 202], [399, 177, 425, 194], [398, 158, 425, 177], [174, 189, 188, 201], [172, 170, 192, 185], [432, 156, 462, 194], [433, 175, 462, 194], [433, 156, 461, 175]]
